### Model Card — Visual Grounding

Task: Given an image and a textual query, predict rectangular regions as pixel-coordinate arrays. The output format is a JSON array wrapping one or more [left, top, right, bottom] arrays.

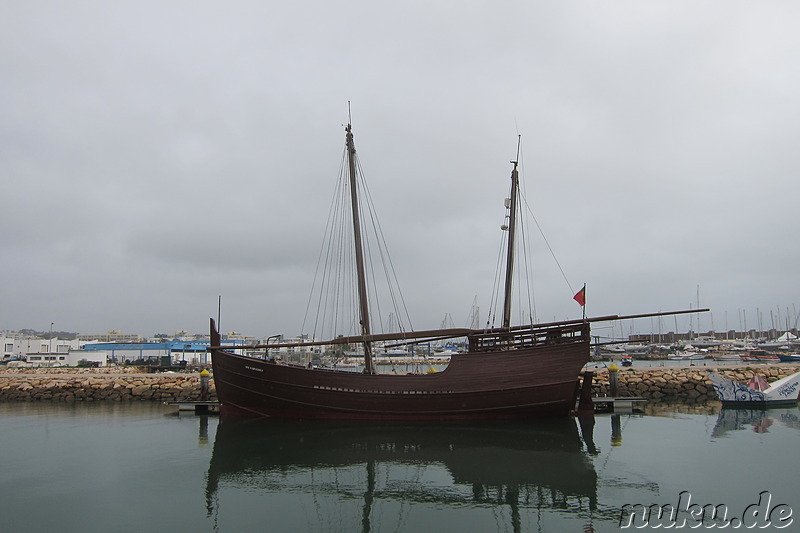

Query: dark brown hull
[[210, 329, 590, 420]]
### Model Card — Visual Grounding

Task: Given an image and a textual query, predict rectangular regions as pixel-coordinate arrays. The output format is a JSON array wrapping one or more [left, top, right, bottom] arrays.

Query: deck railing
[[468, 323, 589, 352]]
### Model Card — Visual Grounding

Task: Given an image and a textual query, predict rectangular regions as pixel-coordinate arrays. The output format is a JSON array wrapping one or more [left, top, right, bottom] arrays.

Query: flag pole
[[582, 284, 586, 321], [573, 284, 587, 320]]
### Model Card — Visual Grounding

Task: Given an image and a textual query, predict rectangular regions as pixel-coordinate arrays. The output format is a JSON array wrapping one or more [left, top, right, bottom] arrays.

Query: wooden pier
[[164, 400, 220, 415], [591, 396, 647, 414]]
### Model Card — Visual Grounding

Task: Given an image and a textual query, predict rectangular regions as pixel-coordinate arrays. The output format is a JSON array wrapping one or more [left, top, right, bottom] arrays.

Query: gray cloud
[[2, 1, 798, 338]]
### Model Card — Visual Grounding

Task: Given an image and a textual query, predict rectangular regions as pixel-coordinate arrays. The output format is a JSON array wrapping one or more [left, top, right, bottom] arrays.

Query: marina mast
[[501, 158, 520, 330], [345, 123, 375, 374]]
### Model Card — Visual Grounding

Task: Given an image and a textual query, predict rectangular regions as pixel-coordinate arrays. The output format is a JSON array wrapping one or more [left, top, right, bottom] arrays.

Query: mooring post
[[611, 414, 623, 446], [196, 368, 210, 415], [199, 413, 209, 444], [608, 363, 619, 397], [578, 414, 598, 455], [200, 368, 210, 401], [576, 371, 595, 416]]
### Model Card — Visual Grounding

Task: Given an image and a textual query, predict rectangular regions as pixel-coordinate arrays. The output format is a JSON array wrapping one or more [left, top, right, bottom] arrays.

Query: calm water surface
[[0, 402, 797, 532]]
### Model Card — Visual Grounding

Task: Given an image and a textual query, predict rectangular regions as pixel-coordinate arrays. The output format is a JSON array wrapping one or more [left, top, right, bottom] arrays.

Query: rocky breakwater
[[589, 365, 800, 401], [0, 368, 217, 402]]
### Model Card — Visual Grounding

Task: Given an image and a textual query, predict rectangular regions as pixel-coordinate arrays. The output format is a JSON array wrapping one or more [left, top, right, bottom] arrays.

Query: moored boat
[[708, 370, 800, 407], [667, 351, 707, 361], [711, 352, 743, 362], [739, 350, 781, 363], [208, 121, 703, 420]]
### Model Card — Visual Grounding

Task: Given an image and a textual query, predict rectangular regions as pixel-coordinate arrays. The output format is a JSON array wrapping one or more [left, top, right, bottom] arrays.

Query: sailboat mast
[[501, 159, 520, 329], [345, 123, 375, 374]]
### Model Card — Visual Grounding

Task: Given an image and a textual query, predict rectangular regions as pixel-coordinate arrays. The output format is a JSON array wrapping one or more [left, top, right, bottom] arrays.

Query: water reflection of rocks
[[644, 400, 722, 416], [202, 418, 609, 532]]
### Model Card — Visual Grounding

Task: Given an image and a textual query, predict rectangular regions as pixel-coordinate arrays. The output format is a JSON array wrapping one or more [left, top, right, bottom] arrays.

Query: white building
[[22, 350, 109, 367], [1, 334, 82, 359], [1, 334, 97, 366]]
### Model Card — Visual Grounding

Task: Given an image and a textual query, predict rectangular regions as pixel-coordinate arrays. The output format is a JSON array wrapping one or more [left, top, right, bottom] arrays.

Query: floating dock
[[164, 401, 220, 415], [591, 396, 647, 413]]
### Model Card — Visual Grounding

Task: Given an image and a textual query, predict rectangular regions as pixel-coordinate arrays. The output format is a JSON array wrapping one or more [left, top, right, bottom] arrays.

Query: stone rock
[[131, 384, 151, 396]]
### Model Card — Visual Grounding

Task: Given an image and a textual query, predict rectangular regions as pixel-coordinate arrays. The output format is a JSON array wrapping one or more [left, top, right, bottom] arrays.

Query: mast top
[[344, 120, 374, 373], [501, 157, 520, 329]]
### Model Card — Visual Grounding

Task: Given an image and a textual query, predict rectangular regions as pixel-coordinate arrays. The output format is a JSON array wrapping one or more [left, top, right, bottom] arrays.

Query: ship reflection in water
[[204, 417, 601, 532]]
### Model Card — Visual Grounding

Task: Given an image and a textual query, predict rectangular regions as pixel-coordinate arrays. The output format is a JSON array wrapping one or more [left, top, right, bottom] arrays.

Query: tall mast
[[501, 158, 520, 329], [345, 123, 375, 374]]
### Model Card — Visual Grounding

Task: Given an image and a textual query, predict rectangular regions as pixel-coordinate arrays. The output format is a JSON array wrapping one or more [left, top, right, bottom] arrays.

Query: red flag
[[573, 285, 586, 307]]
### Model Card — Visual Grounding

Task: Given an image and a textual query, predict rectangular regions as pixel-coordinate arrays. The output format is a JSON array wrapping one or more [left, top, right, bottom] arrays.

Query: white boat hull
[[707, 371, 800, 406]]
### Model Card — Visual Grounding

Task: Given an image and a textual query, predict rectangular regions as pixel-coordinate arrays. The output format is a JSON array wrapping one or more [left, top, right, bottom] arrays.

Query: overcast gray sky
[[2, 1, 798, 339]]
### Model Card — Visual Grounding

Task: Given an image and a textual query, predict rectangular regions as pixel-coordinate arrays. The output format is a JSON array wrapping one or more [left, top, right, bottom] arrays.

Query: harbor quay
[[586, 363, 800, 401], [1, 363, 799, 403], [0, 367, 217, 402]]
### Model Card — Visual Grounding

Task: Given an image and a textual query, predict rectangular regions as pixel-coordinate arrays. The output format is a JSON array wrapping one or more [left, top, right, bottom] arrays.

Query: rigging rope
[[303, 137, 414, 345], [486, 225, 508, 330], [355, 155, 414, 335], [517, 154, 537, 325], [518, 185, 577, 296], [486, 143, 579, 329], [301, 152, 347, 339]]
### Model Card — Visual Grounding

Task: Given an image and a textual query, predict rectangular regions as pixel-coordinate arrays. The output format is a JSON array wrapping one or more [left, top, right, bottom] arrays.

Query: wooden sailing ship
[[208, 122, 699, 420]]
